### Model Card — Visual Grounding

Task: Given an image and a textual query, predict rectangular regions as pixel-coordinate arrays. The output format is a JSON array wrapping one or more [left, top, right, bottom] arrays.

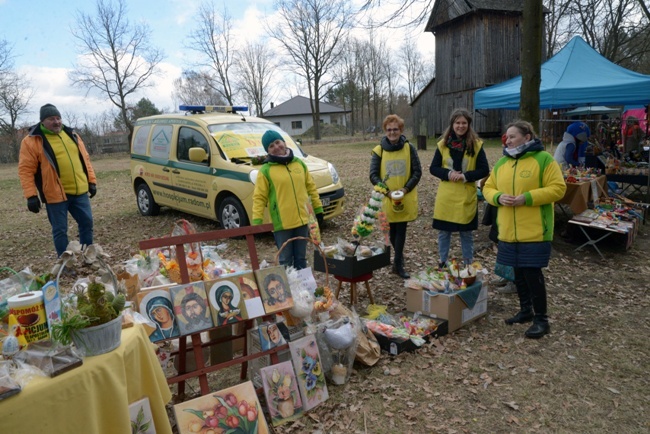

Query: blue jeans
[[46, 194, 94, 256], [438, 230, 474, 264], [274, 225, 309, 269]]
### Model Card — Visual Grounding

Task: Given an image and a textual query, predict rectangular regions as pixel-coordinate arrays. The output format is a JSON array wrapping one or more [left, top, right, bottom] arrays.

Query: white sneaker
[[493, 277, 509, 287], [496, 281, 517, 294]]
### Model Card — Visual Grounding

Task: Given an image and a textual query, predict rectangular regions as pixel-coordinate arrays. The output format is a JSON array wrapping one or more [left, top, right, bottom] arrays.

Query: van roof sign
[[179, 105, 248, 114]]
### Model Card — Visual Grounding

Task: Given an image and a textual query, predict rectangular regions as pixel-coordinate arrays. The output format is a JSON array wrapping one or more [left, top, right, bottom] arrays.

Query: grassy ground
[[1, 140, 648, 433]]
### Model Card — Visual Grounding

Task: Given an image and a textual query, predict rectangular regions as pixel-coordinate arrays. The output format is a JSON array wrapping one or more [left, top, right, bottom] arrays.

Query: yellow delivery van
[[130, 105, 345, 229]]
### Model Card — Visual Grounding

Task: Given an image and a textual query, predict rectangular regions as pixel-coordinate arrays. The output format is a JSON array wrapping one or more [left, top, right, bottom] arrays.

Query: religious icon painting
[[257, 321, 287, 352], [289, 334, 329, 411], [220, 271, 265, 319], [137, 288, 180, 342], [169, 282, 213, 336], [260, 361, 303, 427], [205, 278, 248, 327], [254, 266, 294, 315], [173, 380, 269, 434], [128, 397, 157, 434]]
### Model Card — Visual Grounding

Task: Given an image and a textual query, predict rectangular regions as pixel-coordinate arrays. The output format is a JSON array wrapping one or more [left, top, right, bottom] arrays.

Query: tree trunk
[[520, 0, 544, 131]]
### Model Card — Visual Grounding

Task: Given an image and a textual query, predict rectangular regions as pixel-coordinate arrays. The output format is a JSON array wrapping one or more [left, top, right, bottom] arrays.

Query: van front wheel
[[218, 197, 249, 229], [136, 183, 160, 216]]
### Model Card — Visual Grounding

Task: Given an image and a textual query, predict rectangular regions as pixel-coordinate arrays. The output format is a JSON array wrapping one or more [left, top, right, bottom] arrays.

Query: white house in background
[[262, 96, 349, 136]]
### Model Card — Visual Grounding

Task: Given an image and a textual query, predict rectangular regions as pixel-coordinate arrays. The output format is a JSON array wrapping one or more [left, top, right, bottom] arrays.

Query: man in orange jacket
[[18, 104, 97, 257]]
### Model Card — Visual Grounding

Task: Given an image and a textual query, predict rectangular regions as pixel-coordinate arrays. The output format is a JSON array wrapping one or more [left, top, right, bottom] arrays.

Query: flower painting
[[173, 381, 269, 434], [289, 335, 329, 411], [260, 361, 303, 426]]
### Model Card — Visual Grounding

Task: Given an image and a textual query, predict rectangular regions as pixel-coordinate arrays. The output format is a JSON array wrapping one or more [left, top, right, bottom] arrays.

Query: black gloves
[[316, 212, 324, 228], [88, 183, 97, 198], [27, 196, 41, 213]]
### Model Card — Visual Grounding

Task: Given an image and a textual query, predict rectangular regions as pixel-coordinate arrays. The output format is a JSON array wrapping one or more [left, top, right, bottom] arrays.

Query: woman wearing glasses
[[369, 114, 422, 278], [430, 108, 489, 269]]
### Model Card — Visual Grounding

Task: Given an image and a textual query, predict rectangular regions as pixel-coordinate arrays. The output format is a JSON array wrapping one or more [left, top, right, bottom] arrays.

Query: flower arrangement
[[313, 286, 334, 313], [266, 368, 299, 419], [351, 181, 388, 238], [183, 392, 261, 433], [299, 349, 325, 399]]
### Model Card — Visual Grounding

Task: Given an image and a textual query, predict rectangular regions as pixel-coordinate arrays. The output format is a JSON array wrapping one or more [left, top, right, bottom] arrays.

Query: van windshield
[[207, 122, 304, 160]]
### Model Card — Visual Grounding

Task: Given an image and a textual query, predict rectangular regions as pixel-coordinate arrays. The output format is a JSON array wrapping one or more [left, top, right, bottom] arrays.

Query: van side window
[[178, 127, 210, 162]]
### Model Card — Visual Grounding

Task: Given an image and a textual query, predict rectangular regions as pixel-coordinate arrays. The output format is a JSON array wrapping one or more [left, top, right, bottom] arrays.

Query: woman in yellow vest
[[369, 114, 422, 278], [430, 109, 489, 268]]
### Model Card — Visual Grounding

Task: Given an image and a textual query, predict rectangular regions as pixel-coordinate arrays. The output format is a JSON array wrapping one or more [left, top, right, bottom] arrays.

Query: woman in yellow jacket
[[482, 120, 566, 339], [430, 109, 489, 268], [252, 130, 323, 269]]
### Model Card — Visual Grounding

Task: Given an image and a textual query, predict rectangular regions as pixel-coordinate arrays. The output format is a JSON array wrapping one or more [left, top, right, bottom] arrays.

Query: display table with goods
[[557, 168, 608, 214], [601, 148, 650, 201], [0, 244, 173, 434], [314, 182, 391, 302], [568, 202, 642, 259], [3, 323, 173, 434]]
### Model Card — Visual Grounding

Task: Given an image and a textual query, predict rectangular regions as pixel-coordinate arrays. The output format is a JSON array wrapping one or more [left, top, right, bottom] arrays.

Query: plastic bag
[[0, 267, 38, 319], [329, 303, 379, 367]]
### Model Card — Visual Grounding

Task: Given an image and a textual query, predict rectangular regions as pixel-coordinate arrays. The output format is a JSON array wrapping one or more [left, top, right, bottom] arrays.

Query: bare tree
[[0, 40, 33, 162], [399, 36, 432, 102], [188, 2, 236, 105], [171, 70, 224, 108], [544, 0, 574, 55], [358, 0, 432, 28], [235, 41, 275, 117], [69, 0, 164, 143], [0, 39, 14, 76], [520, 0, 544, 129], [269, 0, 353, 140], [638, 0, 650, 20], [0, 73, 33, 161]]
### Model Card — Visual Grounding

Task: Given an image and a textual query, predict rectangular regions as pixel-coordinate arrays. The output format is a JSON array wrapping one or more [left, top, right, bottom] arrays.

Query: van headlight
[[249, 169, 259, 185], [328, 163, 340, 184]]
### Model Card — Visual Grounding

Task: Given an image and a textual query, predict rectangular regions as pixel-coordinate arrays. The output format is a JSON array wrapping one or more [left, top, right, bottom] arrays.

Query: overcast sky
[[1, 0, 434, 124]]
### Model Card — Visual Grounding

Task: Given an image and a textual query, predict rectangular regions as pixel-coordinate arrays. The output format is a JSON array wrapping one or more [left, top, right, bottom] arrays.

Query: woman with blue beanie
[[553, 121, 591, 168], [252, 130, 323, 269]]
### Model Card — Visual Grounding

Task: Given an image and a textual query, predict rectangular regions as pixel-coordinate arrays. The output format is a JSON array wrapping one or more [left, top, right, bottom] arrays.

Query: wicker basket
[[275, 236, 333, 324]]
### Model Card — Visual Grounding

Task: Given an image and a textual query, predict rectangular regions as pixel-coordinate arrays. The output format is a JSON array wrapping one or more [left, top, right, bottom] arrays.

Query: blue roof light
[[179, 105, 249, 114]]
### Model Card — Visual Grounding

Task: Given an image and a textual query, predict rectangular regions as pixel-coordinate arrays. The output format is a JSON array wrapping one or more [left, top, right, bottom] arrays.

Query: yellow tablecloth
[[3, 324, 172, 434], [557, 175, 607, 214]]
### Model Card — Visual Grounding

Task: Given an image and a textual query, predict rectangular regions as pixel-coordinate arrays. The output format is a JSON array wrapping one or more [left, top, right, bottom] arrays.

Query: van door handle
[[172, 169, 180, 174], [162, 167, 170, 172]]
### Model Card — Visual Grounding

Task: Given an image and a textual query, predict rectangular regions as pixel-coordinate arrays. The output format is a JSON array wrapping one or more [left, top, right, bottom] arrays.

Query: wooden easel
[[138, 223, 287, 399]]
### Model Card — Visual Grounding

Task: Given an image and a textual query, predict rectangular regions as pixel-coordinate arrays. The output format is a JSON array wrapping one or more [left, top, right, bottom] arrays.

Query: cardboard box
[[372, 315, 448, 355], [313, 246, 390, 279], [406, 282, 488, 333]]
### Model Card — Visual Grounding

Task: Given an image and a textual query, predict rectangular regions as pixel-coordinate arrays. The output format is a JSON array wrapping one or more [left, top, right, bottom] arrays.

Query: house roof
[[262, 96, 349, 117], [425, 0, 526, 32]]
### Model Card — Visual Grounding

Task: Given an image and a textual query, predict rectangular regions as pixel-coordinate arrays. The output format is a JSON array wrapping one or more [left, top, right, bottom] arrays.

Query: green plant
[[48, 243, 126, 346]]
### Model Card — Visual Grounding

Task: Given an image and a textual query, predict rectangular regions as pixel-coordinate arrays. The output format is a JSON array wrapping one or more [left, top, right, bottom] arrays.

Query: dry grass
[[1, 142, 648, 433]]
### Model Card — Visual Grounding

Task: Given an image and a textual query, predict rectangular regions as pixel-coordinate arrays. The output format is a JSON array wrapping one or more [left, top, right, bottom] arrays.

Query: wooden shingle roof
[[425, 0, 525, 32]]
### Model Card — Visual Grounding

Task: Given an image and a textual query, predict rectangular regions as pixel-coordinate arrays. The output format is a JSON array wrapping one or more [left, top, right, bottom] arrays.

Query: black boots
[[504, 310, 534, 325], [390, 222, 409, 279], [525, 316, 550, 338], [505, 269, 550, 338], [392, 261, 410, 279]]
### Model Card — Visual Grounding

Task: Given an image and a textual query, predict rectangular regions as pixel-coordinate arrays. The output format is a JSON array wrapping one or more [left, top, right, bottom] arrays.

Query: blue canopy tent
[[474, 36, 650, 110]]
